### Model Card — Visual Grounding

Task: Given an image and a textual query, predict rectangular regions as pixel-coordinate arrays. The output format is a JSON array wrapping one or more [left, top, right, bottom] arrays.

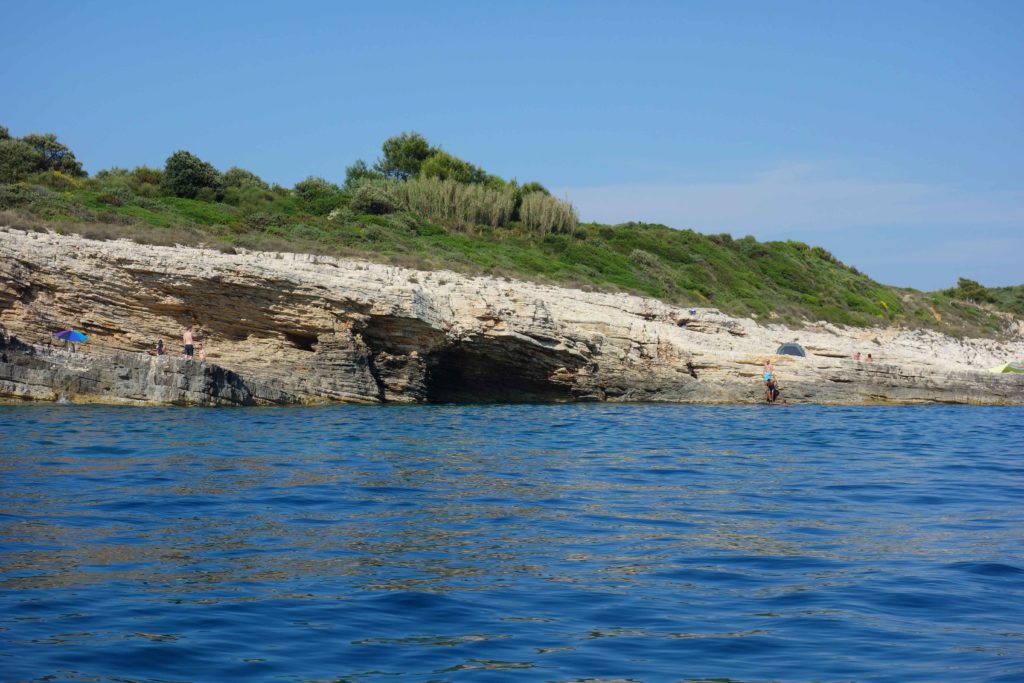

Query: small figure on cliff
[[763, 360, 779, 403], [196, 342, 206, 362], [866, 353, 874, 363], [156, 339, 165, 356], [854, 351, 861, 362], [183, 326, 194, 359]]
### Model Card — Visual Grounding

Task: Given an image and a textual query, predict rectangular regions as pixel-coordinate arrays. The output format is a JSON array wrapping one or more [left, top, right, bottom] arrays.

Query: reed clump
[[390, 177, 513, 230], [519, 191, 578, 235], [383, 177, 578, 235]]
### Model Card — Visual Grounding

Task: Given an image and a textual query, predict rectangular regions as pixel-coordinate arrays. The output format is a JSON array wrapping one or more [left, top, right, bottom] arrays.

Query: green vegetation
[[0, 128, 85, 182], [162, 150, 222, 200], [1, 125, 1020, 337], [944, 279, 1024, 317]]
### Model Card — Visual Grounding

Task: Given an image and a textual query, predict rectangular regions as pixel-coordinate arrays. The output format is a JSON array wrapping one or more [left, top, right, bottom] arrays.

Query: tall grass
[[519, 191, 578, 235], [385, 177, 578, 235], [390, 177, 513, 229]]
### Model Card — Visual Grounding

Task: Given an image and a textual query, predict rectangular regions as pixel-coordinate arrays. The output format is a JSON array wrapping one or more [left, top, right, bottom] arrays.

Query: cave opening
[[425, 343, 576, 403], [283, 331, 318, 352]]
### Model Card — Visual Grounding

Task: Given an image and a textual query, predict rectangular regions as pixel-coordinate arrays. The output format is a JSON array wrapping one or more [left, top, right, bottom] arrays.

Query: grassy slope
[[1, 182, 1018, 337]]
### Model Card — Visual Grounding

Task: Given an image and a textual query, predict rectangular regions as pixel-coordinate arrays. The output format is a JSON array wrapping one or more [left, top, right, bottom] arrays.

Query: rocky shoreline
[[2, 228, 1022, 406]]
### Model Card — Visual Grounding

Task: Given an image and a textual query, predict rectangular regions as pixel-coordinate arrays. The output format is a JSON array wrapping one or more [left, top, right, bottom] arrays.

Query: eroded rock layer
[[2, 228, 1022, 405]]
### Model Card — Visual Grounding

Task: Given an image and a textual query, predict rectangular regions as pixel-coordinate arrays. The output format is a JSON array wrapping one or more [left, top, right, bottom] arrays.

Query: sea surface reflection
[[1, 404, 1022, 682]]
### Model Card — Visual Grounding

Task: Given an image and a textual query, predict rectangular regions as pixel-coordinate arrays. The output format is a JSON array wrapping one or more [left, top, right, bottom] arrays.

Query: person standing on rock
[[763, 360, 779, 403], [156, 339, 165, 356], [183, 326, 194, 359]]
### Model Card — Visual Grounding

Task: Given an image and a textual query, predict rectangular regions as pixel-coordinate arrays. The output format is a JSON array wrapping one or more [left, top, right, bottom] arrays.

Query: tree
[[0, 139, 41, 183], [221, 167, 271, 207], [952, 277, 996, 304], [0, 126, 10, 141], [374, 132, 434, 180], [293, 176, 345, 215], [419, 151, 488, 184], [162, 150, 222, 199], [21, 133, 85, 177], [519, 181, 549, 196], [343, 159, 383, 190], [222, 166, 269, 190]]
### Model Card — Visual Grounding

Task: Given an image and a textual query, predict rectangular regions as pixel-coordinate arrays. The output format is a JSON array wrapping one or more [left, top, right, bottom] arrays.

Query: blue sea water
[[0, 404, 1022, 683]]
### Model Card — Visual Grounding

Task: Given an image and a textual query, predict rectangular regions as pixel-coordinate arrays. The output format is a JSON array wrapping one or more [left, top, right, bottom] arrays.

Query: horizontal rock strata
[[0, 336, 295, 406], [1, 228, 1022, 405]]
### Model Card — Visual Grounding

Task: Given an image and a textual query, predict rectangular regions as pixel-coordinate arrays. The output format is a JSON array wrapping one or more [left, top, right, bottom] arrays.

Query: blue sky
[[3, 1, 1021, 290]]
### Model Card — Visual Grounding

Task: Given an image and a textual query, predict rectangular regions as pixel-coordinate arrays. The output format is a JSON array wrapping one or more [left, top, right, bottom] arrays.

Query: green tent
[[986, 361, 1024, 373], [776, 342, 807, 357]]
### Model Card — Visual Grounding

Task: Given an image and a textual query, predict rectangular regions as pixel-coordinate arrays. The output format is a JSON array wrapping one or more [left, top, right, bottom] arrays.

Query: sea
[[1, 403, 1022, 683]]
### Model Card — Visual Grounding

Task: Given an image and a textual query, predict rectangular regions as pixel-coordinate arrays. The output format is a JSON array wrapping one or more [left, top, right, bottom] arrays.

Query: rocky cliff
[[2, 228, 1022, 405]]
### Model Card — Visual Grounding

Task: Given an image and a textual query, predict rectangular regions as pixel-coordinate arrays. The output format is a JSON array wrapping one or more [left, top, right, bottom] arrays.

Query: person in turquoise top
[[763, 359, 779, 402]]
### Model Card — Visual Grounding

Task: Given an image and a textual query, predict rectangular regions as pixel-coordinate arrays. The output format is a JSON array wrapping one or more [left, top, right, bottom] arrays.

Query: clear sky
[[3, 1, 1021, 290]]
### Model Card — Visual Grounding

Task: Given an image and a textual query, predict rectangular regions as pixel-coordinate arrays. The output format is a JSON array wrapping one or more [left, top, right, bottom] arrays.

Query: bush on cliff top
[[162, 150, 222, 200]]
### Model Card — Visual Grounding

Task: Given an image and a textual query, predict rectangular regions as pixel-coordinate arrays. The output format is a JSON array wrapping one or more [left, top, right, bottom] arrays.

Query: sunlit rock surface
[[2, 228, 1022, 405]]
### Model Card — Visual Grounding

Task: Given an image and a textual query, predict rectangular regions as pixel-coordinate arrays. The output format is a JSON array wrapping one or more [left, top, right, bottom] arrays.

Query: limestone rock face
[[0, 336, 295, 405], [1, 228, 1022, 405]]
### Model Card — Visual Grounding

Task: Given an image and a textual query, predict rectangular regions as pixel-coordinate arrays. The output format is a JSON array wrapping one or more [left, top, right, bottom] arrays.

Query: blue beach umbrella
[[54, 329, 88, 343]]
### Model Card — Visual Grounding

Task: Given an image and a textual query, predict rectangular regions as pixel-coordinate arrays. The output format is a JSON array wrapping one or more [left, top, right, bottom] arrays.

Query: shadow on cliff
[[423, 339, 582, 403]]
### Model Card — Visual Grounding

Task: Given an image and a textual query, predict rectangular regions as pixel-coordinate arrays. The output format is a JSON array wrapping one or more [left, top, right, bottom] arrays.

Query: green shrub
[[351, 183, 397, 215], [195, 187, 218, 203], [0, 139, 41, 183], [949, 277, 997, 304], [162, 150, 222, 199], [20, 132, 85, 177], [327, 206, 355, 222], [519, 181, 549, 196], [293, 176, 346, 215], [630, 248, 663, 271], [223, 183, 274, 208], [96, 192, 123, 207], [420, 150, 488, 184], [221, 166, 268, 206], [235, 210, 280, 233], [90, 168, 131, 194], [0, 183, 37, 209], [94, 167, 131, 180], [132, 166, 163, 186], [134, 183, 160, 198], [29, 170, 84, 191]]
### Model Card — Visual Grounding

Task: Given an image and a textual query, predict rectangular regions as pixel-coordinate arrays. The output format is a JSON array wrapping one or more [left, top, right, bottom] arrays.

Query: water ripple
[[1, 404, 1022, 682]]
